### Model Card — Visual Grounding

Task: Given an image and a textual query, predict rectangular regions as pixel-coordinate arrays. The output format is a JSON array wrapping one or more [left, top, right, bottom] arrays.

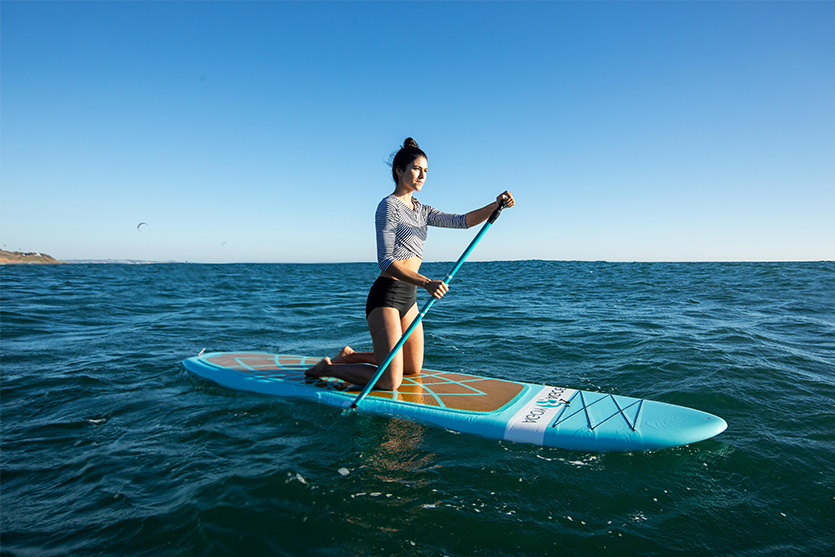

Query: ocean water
[[1, 260, 833, 556]]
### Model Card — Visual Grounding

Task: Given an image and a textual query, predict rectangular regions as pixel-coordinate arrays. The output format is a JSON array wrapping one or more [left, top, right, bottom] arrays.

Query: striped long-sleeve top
[[376, 194, 469, 272]]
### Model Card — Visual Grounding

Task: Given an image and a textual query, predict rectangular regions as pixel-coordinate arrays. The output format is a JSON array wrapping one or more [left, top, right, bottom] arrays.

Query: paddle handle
[[350, 202, 505, 410]]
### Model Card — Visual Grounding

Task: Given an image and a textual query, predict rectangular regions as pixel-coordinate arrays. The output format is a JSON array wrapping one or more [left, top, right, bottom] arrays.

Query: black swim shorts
[[365, 277, 417, 318]]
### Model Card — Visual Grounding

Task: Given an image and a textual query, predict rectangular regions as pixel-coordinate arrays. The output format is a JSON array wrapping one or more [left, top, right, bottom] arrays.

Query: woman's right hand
[[424, 279, 449, 299]]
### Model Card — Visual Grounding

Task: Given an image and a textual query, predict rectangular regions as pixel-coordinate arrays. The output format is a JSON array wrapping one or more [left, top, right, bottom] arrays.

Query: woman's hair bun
[[403, 137, 419, 149]]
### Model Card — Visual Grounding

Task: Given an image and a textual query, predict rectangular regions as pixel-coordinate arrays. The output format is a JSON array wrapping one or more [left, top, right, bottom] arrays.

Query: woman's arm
[[465, 191, 515, 227], [385, 259, 449, 299]]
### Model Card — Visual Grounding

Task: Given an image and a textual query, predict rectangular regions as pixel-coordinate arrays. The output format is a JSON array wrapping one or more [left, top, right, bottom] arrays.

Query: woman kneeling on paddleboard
[[306, 138, 514, 390]]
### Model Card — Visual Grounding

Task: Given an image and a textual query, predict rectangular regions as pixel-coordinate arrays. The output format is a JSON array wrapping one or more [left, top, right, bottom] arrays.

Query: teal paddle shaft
[[350, 203, 505, 410]]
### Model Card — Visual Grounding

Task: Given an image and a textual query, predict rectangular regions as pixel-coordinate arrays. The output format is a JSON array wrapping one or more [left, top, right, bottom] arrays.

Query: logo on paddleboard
[[522, 388, 569, 423], [504, 386, 577, 445]]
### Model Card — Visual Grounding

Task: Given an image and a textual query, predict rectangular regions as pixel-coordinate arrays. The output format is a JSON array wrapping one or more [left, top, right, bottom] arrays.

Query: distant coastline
[[0, 250, 184, 265], [0, 249, 62, 264]]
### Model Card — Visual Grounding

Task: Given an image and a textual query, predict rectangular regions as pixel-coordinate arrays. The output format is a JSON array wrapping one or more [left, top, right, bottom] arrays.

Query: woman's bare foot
[[332, 346, 355, 364], [305, 356, 332, 378]]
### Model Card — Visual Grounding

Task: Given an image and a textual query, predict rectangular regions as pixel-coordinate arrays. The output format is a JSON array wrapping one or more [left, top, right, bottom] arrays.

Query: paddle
[[349, 200, 507, 410]]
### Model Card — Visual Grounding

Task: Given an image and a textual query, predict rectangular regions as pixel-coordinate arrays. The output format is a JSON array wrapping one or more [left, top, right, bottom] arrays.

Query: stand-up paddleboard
[[184, 352, 727, 452]]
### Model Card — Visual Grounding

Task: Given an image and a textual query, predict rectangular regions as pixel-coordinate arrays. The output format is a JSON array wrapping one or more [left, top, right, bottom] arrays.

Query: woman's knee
[[375, 373, 403, 391], [403, 357, 422, 375], [373, 352, 404, 390]]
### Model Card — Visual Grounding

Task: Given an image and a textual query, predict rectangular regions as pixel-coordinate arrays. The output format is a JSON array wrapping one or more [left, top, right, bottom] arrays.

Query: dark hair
[[390, 137, 427, 184]]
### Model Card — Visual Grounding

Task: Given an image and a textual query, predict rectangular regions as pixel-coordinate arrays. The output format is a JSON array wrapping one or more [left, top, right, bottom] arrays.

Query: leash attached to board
[[349, 200, 507, 410]]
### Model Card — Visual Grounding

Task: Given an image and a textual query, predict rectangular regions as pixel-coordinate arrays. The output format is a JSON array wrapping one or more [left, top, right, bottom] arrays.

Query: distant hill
[[0, 249, 62, 264]]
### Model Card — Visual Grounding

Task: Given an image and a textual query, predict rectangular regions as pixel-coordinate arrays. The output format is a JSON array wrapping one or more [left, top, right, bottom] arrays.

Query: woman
[[306, 138, 514, 390]]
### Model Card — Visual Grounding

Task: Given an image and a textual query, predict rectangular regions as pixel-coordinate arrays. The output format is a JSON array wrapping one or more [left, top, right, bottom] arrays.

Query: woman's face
[[397, 156, 428, 192]]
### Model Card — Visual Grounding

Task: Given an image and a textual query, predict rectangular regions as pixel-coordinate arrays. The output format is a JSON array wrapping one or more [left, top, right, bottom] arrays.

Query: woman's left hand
[[466, 191, 517, 227], [497, 191, 515, 208]]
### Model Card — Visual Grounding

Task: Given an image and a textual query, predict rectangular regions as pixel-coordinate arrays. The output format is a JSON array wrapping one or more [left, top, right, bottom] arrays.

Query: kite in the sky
[[137, 222, 148, 232]]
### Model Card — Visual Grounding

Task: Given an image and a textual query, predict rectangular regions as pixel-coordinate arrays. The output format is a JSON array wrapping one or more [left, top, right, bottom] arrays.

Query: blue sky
[[2, 1, 833, 262]]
